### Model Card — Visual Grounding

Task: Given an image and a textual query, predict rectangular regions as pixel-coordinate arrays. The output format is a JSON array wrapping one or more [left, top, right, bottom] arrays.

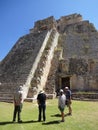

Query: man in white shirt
[[58, 89, 66, 122]]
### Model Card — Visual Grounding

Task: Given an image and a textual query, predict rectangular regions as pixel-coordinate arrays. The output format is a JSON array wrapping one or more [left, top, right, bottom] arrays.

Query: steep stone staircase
[[27, 29, 59, 98], [0, 30, 49, 102]]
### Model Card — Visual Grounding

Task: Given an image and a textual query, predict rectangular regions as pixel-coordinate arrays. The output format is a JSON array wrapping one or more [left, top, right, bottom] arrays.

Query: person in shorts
[[58, 89, 66, 122], [65, 87, 72, 115]]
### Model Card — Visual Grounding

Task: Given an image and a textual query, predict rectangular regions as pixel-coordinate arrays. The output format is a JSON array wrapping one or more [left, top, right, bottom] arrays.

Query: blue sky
[[0, 0, 98, 61]]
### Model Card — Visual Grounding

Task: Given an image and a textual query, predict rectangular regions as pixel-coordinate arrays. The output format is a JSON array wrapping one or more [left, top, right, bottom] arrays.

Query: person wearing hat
[[64, 87, 72, 115], [37, 89, 46, 122], [12, 85, 24, 123], [58, 89, 66, 122]]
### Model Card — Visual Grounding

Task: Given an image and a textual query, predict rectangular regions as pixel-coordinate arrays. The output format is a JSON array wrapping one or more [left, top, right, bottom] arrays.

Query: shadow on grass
[[0, 120, 38, 125], [51, 113, 71, 117], [42, 120, 60, 125], [21, 120, 38, 124], [51, 113, 61, 117], [0, 121, 13, 125]]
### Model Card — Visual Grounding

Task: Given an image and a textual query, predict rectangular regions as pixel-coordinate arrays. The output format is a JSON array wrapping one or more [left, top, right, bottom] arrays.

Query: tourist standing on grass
[[58, 89, 66, 122], [64, 87, 72, 115], [37, 90, 46, 122], [13, 85, 24, 123]]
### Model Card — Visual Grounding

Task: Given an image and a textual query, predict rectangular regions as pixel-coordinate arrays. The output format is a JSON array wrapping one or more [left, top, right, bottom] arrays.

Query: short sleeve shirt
[[37, 93, 46, 105], [66, 90, 71, 100]]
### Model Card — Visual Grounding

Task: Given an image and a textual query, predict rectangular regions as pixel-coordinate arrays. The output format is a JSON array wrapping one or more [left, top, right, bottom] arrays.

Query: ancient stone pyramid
[[0, 13, 98, 102]]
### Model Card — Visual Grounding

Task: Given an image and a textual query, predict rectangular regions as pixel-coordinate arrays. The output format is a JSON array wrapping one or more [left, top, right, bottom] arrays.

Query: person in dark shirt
[[64, 87, 72, 115], [37, 90, 46, 122]]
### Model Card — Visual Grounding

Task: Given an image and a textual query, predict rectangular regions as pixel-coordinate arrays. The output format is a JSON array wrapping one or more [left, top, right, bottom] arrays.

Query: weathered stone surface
[[0, 13, 98, 101], [0, 30, 48, 91]]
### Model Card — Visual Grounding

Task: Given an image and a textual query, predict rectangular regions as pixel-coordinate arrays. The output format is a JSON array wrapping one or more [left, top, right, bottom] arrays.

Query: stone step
[[72, 93, 98, 99], [0, 96, 13, 100], [0, 92, 13, 97], [0, 92, 13, 103], [0, 100, 13, 103], [0, 97, 13, 103]]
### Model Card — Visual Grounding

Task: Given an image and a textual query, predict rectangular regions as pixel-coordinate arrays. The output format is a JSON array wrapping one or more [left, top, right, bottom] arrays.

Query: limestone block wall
[[0, 30, 48, 92], [61, 22, 98, 91], [57, 13, 82, 33], [30, 16, 57, 33], [63, 21, 97, 33]]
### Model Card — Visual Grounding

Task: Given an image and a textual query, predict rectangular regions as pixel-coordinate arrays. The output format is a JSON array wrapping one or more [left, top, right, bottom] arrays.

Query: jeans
[[38, 104, 46, 121], [13, 104, 22, 122]]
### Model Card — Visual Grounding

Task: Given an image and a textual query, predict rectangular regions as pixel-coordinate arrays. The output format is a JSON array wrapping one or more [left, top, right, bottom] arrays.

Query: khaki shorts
[[66, 100, 71, 107], [59, 106, 65, 112]]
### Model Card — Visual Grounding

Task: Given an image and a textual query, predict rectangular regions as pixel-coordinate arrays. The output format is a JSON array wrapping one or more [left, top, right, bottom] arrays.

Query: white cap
[[60, 89, 63, 93], [65, 87, 68, 89]]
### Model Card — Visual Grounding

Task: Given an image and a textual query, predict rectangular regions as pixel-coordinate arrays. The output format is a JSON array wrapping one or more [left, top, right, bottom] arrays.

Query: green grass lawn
[[0, 99, 98, 130]]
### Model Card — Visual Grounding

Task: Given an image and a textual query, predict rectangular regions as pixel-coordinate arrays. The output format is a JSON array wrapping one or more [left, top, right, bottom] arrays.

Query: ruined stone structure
[[0, 13, 98, 102]]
